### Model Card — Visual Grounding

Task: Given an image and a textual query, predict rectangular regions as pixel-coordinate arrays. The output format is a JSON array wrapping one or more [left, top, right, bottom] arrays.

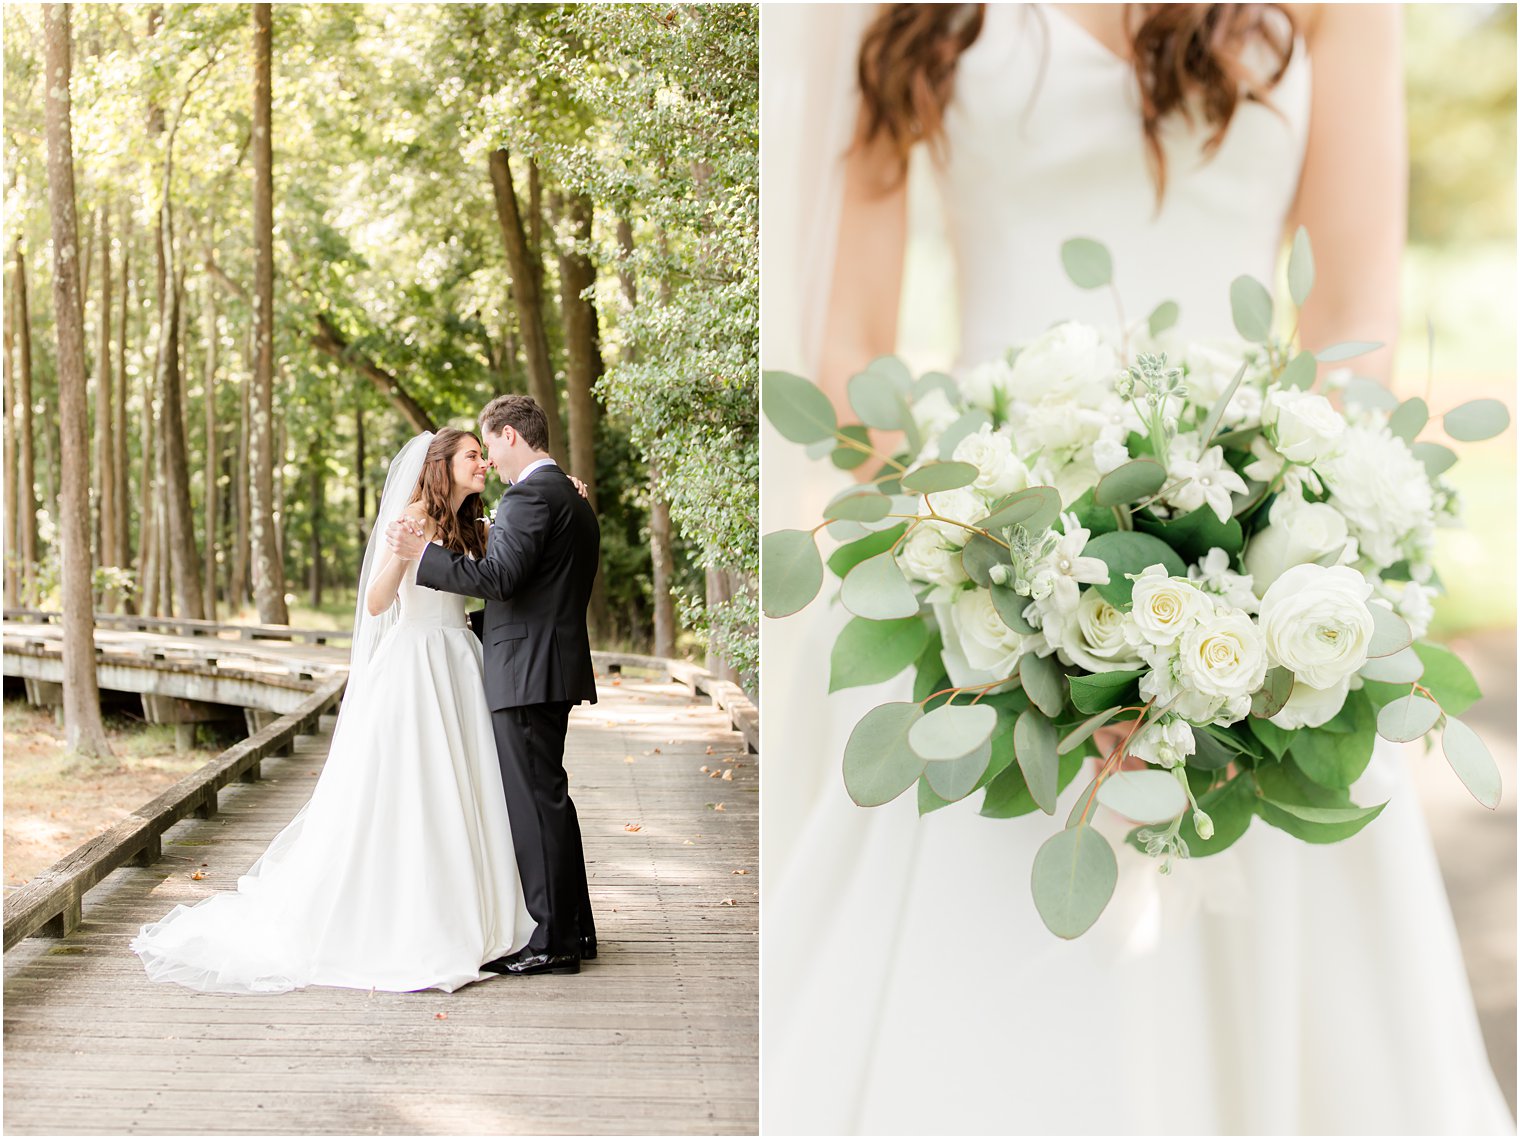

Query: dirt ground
[[3, 701, 224, 888]]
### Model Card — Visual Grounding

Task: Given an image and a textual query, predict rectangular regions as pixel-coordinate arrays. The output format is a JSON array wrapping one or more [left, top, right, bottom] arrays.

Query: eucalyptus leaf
[[1019, 651, 1066, 717], [991, 584, 1037, 634], [1147, 299, 1179, 337], [1376, 694, 1442, 743], [1411, 442, 1458, 478], [978, 486, 1063, 533], [1365, 604, 1412, 659], [902, 461, 980, 494], [1093, 459, 1167, 508], [1359, 646, 1424, 685], [823, 489, 892, 523], [1443, 398, 1511, 443], [926, 738, 993, 801], [1254, 796, 1386, 843], [761, 529, 823, 618], [1441, 717, 1501, 810], [840, 550, 919, 620], [1279, 350, 1317, 391], [842, 702, 925, 807], [1229, 275, 1274, 344], [912, 368, 958, 403], [1197, 361, 1248, 450], [961, 533, 1013, 588], [1314, 340, 1383, 363], [1287, 226, 1314, 307], [908, 701, 998, 762], [1068, 667, 1145, 715], [1388, 397, 1428, 443], [848, 368, 910, 431], [827, 524, 906, 580], [938, 410, 993, 459], [1343, 378, 1399, 413], [1081, 531, 1187, 607], [829, 617, 930, 694], [1096, 768, 1187, 825], [1031, 825, 1118, 939], [1061, 237, 1112, 289], [1057, 706, 1122, 754], [1014, 708, 1059, 815], [1250, 666, 1294, 719], [762, 370, 837, 444], [831, 424, 873, 470]]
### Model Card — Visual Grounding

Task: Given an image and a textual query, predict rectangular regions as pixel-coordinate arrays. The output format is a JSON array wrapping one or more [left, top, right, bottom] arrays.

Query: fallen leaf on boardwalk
[[435, 1012, 448, 1020], [707, 770, 721, 779], [731, 869, 749, 875], [719, 898, 736, 906], [624, 823, 643, 832], [190, 871, 206, 881], [683, 840, 695, 846], [201, 862, 209, 867], [699, 765, 710, 774], [624, 755, 636, 764], [653, 747, 662, 754], [611, 678, 622, 686], [707, 802, 726, 812], [705, 746, 716, 755], [721, 770, 734, 781]]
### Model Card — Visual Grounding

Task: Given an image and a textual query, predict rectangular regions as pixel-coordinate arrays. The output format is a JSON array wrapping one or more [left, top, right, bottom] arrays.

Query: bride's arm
[[366, 506, 429, 616], [1288, 4, 1406, 385]]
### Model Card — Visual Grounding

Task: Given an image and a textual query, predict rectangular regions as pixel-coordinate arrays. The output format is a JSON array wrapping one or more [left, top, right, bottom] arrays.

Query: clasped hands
[[385, 517, 429, 561]]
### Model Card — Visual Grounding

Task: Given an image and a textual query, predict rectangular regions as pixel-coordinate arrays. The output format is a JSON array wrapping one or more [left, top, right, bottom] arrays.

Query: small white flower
[[1032, 513, 1109, 615], [1164, 446, 1248, 525], [1187, 548, 1259, 613], [1258, 563, 1375, 689], [1130, 717, 1197, 770], [1263, 387, 1345, 465], [1375, 578, 1438, 640]]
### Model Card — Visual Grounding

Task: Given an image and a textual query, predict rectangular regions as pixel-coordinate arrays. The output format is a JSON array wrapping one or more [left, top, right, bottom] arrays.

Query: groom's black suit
[[416, 461, 599, 958]]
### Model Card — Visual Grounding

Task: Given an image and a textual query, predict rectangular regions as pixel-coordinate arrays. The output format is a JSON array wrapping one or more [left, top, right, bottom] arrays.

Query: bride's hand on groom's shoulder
[[569, 474, 590, 500]]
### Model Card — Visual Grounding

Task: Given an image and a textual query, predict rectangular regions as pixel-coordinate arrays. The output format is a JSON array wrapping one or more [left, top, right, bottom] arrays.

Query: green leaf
[[1096, 768, 1187, 825], [1081, 531, 1187, 607], [978, 486, 1062, 533], [1410, 442, 1458, 478], [1198, 361, 1248, 449], [1247, 716, 1292, 759], [1031, 825, 1118, 938], [1411, 641, 1481, 715], [1175, 773, 1254, 857], [1376, 694, 1442, 743], [901, 461, 980, 494], [1441, 717, 1501, 809], [917, 776, 954, 816], [1290, 689, 1376, 788], [827, 523, 906, 579], [847, 358, 913, 430], [1014, 708, 1059, 815], [938, 410, 992, 459], [831, 425, 873, 471], [1229, 275, 1274, 343], [1250, 666, 1294, 719], [1136, 505, 1244, 563], [912, 369, 958, 403], [762, 370, 838, 444], [960, 533, 1012, 588], [925, 738, 993, 802], [840, 550, 919, 620], [823, 489, 892, 523], [1314, 341, 1383, 363], [1254, 796, 1386, 844], [1060, 237, 1112, 289], [1389, 397, 1428, 443], [1343, 378, 1399, 413], [1287, 226, 1314, 307], [982, 745, 1085, 818], [842, 702, 926, 807], [1147, 300, 1179, 337], [1367, 604, 1413, 659], [1279, 350, 1317, 391], [829, 617, 930, 694], [1359, 646, 1423, 684], [908, 701, 998, 761], [1093, 459, 1167, 508], [761, 529, 823, 618], [990, 584, 1037, 634], [1057, 706, 1121, 754], [1068, 667, 1145, 715], [1189, 725, 1248, 770], [1442, 398, 1511, 442], [1019, 651, 1066, 717]]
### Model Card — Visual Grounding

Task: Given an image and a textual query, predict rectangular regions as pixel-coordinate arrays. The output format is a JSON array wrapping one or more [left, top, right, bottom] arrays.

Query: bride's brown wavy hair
[[408, 428, 487, 560], [857, 4, 1296, 199]]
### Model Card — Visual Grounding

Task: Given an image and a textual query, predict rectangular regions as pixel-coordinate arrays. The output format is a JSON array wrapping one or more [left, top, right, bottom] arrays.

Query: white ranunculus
[[1258, 563, 1374, 689], [1057, 589, 1146, 673], [1243, 493, 1355, 595], [1177, 609, 1268, 702], [1317, 423, 1434, 570], [936, 587, 1025, 686], [920, 487, 985, 547], [1130, 717, 1196, 770], [1125, 563, 1214, 648], [911, 387, 961, 445], [1006, 322, 1119, 407], [1264, 388, 1345, 464], [897, 524, 969, 589], [953, 425, 1030, 498], [959, 357, 1016, 413], [1269, 675, 1351, 730]]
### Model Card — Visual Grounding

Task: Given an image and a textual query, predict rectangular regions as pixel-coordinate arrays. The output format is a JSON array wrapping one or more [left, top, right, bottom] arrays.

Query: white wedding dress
[[761, 6, 1513, 1134], [131, 552, 535, 994]]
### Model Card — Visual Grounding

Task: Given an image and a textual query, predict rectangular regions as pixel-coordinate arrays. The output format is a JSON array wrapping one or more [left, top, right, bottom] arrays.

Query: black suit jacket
[[416, 464, 600, 711]]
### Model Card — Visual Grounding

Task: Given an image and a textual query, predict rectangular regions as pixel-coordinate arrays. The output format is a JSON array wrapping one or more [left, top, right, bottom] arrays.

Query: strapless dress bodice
[[396, 550, 469, 630]]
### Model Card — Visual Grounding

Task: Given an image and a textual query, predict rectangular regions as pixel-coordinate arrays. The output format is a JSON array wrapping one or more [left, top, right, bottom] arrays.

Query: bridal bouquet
[[762, 232, 1509, 938]]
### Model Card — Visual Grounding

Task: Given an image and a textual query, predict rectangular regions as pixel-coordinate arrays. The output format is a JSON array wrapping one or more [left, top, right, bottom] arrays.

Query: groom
[[387, 394, 600, 976]]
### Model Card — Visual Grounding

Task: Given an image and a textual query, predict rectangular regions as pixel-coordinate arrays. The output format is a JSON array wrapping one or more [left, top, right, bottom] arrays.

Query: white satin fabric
[[761, 6, 1512, 1133], [132, 556, 534, 994]]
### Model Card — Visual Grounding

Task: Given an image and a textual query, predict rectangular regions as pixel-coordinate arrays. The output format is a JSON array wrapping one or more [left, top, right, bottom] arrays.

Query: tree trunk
[[355, 397, 367, 549], [137, 360, 158, 615], [201, 273, 217, 618], [487, 148, 564, 462], [308, 313, 434, 432], [231, 358, 250, 609], [42, 3, 112, 756], [4, 257, 17, 609], [95, 202, 118, 609], [157, 246, 204, 618], [250, 3, 287, 624], [15, 243, 38, 606], [114, 204, 130, 577], [307, 434, 324, 609], [650, 464, 677, 660], [704, 567, 740, 684]]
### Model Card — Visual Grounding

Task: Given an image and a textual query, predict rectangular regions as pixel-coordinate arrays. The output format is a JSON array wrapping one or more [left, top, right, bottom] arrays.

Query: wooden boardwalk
[[3, 674, 758, 1135]]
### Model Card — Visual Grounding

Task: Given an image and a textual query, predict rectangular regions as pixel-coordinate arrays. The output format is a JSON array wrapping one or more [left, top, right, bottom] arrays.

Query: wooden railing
[[2, 673, 347, 951], [591, 651, 758, 753], [2, 608, 351, 646]]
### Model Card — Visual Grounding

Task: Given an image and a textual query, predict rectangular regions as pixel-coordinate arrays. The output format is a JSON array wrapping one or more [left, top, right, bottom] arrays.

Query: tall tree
[[201, 273, 218, 618], [94, 202, 117, 605], [113, 205, 130, 578], [3, 258, 16, 608], [249, 2, 287, 623], [42, 3, 112, 756], [14, 241, 38, 607]]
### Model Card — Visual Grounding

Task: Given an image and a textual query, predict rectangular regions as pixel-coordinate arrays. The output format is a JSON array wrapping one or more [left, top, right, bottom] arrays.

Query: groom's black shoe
[[498, 950, 580, 976], [580, 936, 597, 961]]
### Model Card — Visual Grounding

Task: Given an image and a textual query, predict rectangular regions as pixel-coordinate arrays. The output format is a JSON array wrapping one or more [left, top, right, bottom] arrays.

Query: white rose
[[959, 358, 1015, 413], [1131, 717, 1196, 770], [1264, 388, 1345, 465], [1125, 563, 1214, 648], [1243, 494, 1355, 595], [936, 588, 1024, 686], [897, 525, 969, 589], [1006, 322, 1119, 407], [910, 387, 960, 444], [952, 426, 1030, 498], [1057, 589, 1147, 673], [1258, 563, 1374, 689], [1269, 676, 1351, 730], [1092, 431, 1131, 475], [920, 487, 985, 546], [1177, 609, 1268, 702], [1317, 423, 1434, 570]]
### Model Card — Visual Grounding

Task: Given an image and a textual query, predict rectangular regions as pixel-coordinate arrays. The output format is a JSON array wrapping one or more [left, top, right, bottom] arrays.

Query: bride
[[762, 4, 1513, 1133], [132, 429, 537, 994]]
